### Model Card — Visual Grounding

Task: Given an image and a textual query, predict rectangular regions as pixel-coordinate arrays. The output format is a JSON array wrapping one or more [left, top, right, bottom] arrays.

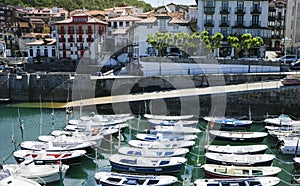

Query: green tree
[[227, 34, 264, 58], [146, 32, 171, 57], [200, 31, 224, 56]]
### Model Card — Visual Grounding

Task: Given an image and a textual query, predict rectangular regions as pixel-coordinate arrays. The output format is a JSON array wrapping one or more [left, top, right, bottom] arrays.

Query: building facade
[[55, 13, 107, 63], [285, 0, 300, 57], [268, 0, 286, 51], [196, 0, 270, 57]]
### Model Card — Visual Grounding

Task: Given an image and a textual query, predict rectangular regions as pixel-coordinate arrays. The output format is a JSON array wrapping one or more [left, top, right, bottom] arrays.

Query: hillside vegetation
[[3, 0, 153, 12]]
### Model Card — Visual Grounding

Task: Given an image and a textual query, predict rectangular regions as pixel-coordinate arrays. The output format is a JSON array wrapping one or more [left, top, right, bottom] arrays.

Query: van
[[277, 55, 298, 63]]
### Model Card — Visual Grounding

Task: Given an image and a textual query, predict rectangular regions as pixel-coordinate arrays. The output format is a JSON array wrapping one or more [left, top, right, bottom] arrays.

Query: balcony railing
[[250, 21, 261, 27], [271, 34, 283, 39], [251, 7, 262, 14], [235, 7, 245, 14], [276, 15, 285, 20], [204, 20, 214, 27], [268, 16, 276, 21], [234, 21, 244, 27], [220, 7, 231, 14], [204, 7, 215, 14], [220, 20, 230, 27]]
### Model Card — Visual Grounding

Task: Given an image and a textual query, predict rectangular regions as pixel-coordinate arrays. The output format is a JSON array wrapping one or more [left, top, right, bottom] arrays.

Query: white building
[[27, 38, 56, 58], [285, 0, 300, 57], [196, 0, 270, 57], [133, 14, 190, 57]]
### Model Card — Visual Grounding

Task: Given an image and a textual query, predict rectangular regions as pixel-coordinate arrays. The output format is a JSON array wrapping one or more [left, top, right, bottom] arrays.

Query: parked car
[[289, 60, 300, 70], [276, 55, 298, 63]]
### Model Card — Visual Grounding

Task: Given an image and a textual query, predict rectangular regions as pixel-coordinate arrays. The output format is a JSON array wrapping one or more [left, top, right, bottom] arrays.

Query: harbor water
[[0, 104, 297, 186]]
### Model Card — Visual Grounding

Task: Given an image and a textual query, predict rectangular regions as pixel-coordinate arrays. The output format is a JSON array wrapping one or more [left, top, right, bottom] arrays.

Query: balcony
[[271, 34, 283, 39], [268, 16, 276, 21], [219, 20, 230, 27], [276, 15, 285, 20], [234, 21, 244, 27], [220, 7, 230, 14], [204, 20, 214, 27], [250, 21, 261, 27], [251, 7, 261, 14], [274, 24, 284, 29], [57, 30, 65, 34], [204, 7, 215, 14], [235, 7, 245, 14], [59, 39, 66, 42]]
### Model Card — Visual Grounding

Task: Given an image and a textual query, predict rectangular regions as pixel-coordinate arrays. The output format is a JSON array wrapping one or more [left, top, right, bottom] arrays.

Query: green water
[[0, 104, 298, 186]]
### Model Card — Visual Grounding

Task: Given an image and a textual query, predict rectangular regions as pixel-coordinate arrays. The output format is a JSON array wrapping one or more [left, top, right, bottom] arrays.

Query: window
[[291, 20, 294, 29], [159, 20, 166, 30], [221, 15, 228, 23], [173, 24, 179, 29], [113, 22, 117, 28], [237, 1, 244, 10], [252, 15, 259, 25], [206, 28, 212, 35], [147, 24, 152, 29], [221, 28, 227, 37], [126, 21, 130, 27], [237, 15, 243, 24], [119, 21, 123, 27], [205, 0, 214, 7], [221, 1, 228, 9], [253, 1, 260, 10]]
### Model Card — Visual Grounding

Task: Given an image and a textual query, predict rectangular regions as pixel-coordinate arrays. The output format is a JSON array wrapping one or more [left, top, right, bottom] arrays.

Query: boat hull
[[14, 155, 83, 165], [110, 162, 183, 174], [205, 157, 273, 167], [211, 135, 265, 142], [203, 169, 279, 179]]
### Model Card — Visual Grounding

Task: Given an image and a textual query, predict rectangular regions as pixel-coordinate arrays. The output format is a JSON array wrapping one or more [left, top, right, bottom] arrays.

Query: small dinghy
[[293, 157, 300, 169], [203, 116, 252, 130], [205, 153, 275, 166], [69, 116, 134, 127], [205, 144, 268, 154], [202, 164, 281, 178], [118, 147, 189, 157], [69, 113, 132, 125], [152, 125, 201, 135], [278, 139, 300, 154], [94, 172, 178, 186], [128, 140, 195, 149], [13, 149, 86, 165], [194, 177, 280, 186], [147, 119, 198, 127], [3, 162, 69, 184], [144, 114, 194, 120], [109, 154, 186, 174], [264, 114, 300, 126], [209, 130, 268, 142], [20, 141, 95, 153], [0, 171, 41, 186], [136, 133, 197, 142]]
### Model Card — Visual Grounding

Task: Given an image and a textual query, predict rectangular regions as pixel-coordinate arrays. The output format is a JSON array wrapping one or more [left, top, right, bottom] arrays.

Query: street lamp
[[281, 36, 291, 64]]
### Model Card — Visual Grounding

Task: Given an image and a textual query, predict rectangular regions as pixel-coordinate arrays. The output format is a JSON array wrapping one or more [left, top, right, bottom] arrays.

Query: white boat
[[69, 116, 134, 127], [205, 144, 268, 154], [64, 123, 127, 134], [3, 163, 69, 184], [264, 114, 300, 126], [69, 113, 132, 125], [279, 139, 300, 154], [144, 114, 194, 120], [20, 141, 95, 153], [205, 153, 275, 166], [94, 172, 178, 186], [136, 133, 197, 142], [268, 130, 300, 140], [0, 171, 41, 186], [13, 149, 86, 165], [203, 116, 252, 129], [118, 147, 189, 157], [152, 125, 201, 135], [147, 119, 198, 127], [128, 140, 195, 149], [38, 133, 102, 146], [109, 154, 186, 174], [194, 177, 280, 186], [202, 164, 281, 178], [209, 130, 268, 142]]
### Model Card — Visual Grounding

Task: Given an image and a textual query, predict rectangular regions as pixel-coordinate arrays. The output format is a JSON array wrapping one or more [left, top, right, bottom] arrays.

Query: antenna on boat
[[18, 108, 24, 142], [11, 122, 17, 151], [248, 106, 252, 121], [39, 94, 43, 135], [51, 100, 55, 131]]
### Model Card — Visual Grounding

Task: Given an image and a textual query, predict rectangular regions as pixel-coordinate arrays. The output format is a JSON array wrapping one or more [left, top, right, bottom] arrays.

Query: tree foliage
[[4, 0, 153, 12], [200, 30, 224, 55], [227, 33, 264, 58]]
